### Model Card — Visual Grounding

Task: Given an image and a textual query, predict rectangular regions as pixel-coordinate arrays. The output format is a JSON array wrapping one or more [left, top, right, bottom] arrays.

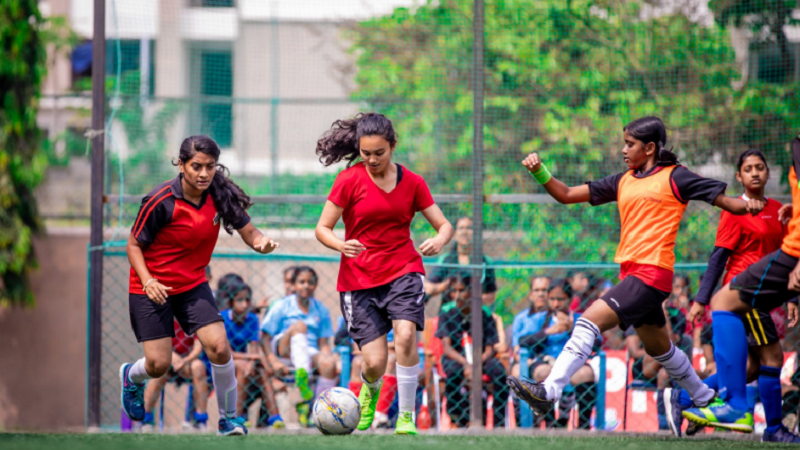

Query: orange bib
[[782, 167, 800, 258], [614, 166, 687, 272]]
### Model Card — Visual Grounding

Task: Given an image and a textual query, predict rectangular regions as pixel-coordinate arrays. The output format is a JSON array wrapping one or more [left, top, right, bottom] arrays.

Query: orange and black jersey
[[587, 165, 726, 291], [782, 136, 800, 258], [128, 175, 250, 295]]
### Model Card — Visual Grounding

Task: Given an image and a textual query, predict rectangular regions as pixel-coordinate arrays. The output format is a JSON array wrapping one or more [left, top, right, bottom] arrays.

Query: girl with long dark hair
[[506, 116, 763, 436], [681, 148, 800, 442], [315, 113, 454, 435], [121, 135, 280, 436]]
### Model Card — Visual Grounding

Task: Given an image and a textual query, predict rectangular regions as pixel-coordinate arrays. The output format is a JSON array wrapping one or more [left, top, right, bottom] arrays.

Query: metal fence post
[[469, 0, 485, 428], [88, 0, 106, 430], [596, 351, 607, 430]]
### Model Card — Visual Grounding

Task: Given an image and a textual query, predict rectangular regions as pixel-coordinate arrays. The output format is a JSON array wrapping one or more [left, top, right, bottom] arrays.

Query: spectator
[[141, 320, 208, 432], [214, 277, 284, 428], [436, 273, 507, 428], [510, 276, 551, 377], [514, 279, 596, 429], [529, 275, 551, 315], [215, 273, 245, 311], [426, 217, 498, 307], [260, 266, 337, 428]]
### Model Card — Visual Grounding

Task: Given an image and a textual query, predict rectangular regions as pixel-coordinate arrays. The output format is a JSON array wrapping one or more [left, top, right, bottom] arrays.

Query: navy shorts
[[339, 272, 425, 348], [743, 308, 780, 347], [600, 275, 669, 331], [129, 282, 222, 342], [730, 249, 800, 311]]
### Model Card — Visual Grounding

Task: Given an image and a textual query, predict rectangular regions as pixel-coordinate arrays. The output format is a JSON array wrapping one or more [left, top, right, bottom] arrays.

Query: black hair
[[674, 274, 690, 286], [216, 274, 251, 309], [624, 116, 679, 167], [291, 266, 318, 284], [548, 278, 570, 295], [316, 112, 398, 167], [669, 309, 687, 336], [283, 266, 298, 279], [736, 149, 769, 172], [175, 135, 253, 234]]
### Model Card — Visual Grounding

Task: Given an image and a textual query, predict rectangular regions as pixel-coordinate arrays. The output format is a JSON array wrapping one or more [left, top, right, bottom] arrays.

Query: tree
[[0, 0, 48, 307]]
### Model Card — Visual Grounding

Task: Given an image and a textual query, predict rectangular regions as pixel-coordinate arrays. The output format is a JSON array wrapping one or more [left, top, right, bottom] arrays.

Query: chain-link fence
[[84, 0, 800, 434]]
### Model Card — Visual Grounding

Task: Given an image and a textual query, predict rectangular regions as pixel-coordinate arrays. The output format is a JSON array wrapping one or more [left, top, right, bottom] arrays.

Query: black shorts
[[129, 282, 222, 342], [743, 309, 780, 347], [731, 249, 800, 311], [600, 275, 669, 331], [339, 272, 425, 348]]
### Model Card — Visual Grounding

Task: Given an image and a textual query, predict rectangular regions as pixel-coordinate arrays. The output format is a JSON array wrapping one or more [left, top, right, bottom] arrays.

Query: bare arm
[[318, 337, 332, 356], [126, 234, 171, 304], [236, 222, 280, 254], [442, 337, 468, 366], [713, 194, 763, 216], [315, 201, 366, 258], [184, 339, 203, 363], [626, 335, 647, 359], [418, 204, 454, 256], [521, 153, 591, 204], [481, 345, 494, 363]]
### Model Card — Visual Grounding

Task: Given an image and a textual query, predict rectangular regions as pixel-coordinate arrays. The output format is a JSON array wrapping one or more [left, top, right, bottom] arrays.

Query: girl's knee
[[146, 358, 171, 378], [204, 339, 231, 363]]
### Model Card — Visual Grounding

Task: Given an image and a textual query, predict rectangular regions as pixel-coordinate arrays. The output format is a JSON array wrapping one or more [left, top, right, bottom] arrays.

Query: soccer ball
[[313, 387, 361, 435]]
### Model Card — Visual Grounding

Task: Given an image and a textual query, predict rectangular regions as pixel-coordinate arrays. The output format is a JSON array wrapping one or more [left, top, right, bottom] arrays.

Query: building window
[[189, 0, 235, 7], [189, 45, 233, 148], [105, 39, 156, 97]]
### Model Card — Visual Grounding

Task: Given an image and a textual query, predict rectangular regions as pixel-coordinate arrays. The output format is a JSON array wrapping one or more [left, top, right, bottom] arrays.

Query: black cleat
[[685, 421, 704, 436], [507, 376, 554, 417]]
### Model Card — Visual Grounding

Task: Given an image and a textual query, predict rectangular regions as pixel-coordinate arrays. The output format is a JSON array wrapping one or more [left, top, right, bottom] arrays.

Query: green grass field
[[0, 433, 789, 450]]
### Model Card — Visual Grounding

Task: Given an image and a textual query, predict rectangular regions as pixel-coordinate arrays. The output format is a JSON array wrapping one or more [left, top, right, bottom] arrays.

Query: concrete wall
[[0, 231, 89, 431]]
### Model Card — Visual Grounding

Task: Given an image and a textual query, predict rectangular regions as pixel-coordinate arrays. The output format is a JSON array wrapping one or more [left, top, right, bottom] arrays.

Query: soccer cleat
[[296, 368, 314, 402], [394, 411, 418, 435], [120, 363, 146, 421], [217, 416, 248, 436], [682, 398, 753, 433], [663, 388, 683, 437], [296, 402, 311, 428], [267, 414, 285, 429], [762, 425, 800, 443], [506, 376, 553, 418], [685, 421, 704, 436], [357, 382, 381, 431]]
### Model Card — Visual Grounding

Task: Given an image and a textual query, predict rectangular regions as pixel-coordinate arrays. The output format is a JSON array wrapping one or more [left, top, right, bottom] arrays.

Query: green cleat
[[296, 402, 311, 428], [296, 368, 314, 402], [357, 382, 380, 431], [394, 411, 418, 435], [682, 398, 753, 433]]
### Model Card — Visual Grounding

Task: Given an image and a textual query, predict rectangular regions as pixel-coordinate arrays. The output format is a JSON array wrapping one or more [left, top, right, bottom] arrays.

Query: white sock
[[127, 358, 152, 384], [543, 317, 600, 400], [654, 344, 714, 407], [396, 364, 419, 414], [211, 358, 238, 419], [314, 376, 338, 400], [360, 371, 382, 395], [290, 333, 311, 373]]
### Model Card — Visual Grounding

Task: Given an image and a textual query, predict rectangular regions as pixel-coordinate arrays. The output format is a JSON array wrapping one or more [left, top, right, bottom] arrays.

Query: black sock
[[575, 382, 597, 430]]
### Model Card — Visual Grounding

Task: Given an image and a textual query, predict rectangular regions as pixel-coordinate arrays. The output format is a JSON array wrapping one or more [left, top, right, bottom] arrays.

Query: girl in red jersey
[[121, 135, 280, 436], [506, 117, 762, 437], [671, 149, 800, 440], [315, 113, 454, 435]]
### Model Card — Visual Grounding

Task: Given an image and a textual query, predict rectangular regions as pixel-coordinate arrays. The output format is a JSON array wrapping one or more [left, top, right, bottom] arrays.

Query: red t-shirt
[[715, 196, 785, 285], [328, 162, 435, 292], [172, 319, 195, 356], [128, 176, 250, 295]]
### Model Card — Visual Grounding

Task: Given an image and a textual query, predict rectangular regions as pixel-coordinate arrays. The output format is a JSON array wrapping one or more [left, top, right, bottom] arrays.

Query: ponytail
[[316, 112, 397, 167], [624, 116, 680, 167], [176, 135, 252, 235]]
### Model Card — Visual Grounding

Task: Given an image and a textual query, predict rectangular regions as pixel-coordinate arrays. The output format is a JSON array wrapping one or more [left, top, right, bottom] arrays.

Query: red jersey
[[172, 319, 195, 356], [715, 195, 785, 285], [128, 176, 250, 295], [328, 162, 435, 292]]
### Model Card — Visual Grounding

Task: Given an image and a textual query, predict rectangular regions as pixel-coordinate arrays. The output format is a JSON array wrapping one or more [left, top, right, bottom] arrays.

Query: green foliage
[[0, 0, 48, 306], [350, 0, 800, 274]]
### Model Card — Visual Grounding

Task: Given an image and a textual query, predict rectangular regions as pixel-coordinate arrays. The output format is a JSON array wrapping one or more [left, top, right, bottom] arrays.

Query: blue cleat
[[663, 388, 684, 437], [218, 416, 248, 436], [762, 426, 800, 443], [682, 398, 753, 433], [120, 363, 146, 421]]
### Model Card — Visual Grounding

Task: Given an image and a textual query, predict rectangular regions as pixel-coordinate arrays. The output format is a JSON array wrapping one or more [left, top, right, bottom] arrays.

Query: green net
[[83, 0, 800, 433]]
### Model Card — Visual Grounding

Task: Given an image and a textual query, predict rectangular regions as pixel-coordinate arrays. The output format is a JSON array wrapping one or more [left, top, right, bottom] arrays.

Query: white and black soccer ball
[[313, 387, 361, 435]]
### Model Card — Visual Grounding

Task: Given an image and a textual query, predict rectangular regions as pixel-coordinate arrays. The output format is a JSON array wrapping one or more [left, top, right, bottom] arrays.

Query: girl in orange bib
[[506, 117, 763, 433]]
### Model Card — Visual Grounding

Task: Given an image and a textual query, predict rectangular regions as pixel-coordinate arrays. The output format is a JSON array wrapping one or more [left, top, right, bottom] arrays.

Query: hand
[[254, 235, 280, 254], [521, 153, 542, 173], [145, 279, 172, 305], [463, 362, 473, 381], [171, 353, 185, 373], [788, 302, 799, 328], [745, 198, 764, 215], [341, 239, 366, 258], [419, 237, 445, 256], [790, 260, 800, 291], [242, 360, 254, 376], [780, 204, 794, 225], [271, 359, 289, 376], [554, 311, 572, 332], [687, 302, 706, 324]]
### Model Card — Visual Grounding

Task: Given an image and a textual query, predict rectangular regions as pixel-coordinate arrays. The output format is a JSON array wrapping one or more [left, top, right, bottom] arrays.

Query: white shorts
[[271, 332, 320, 368]]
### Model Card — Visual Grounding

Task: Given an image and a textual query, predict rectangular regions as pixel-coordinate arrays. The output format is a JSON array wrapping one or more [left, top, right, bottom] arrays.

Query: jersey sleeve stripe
[[131, 185, 172, 235], [669, 176, 685, 203], [133, 191, 173, 239]]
